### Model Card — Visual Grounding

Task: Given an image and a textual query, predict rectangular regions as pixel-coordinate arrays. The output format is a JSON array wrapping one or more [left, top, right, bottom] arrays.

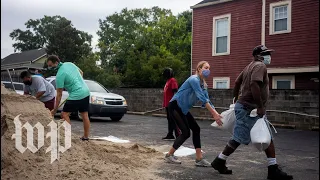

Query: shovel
[[50, 98, 68, 117], [58, 98, 68, 108]]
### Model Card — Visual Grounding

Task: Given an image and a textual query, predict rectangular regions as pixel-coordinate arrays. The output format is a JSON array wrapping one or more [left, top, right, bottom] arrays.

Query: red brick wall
[[268, 72, 319, 90], [295, 72, 319, 90], [192, 0, 319, 88], [265, 0, 319, 68]]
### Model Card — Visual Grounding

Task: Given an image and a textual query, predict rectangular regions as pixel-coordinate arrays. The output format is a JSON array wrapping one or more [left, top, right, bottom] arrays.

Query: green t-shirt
[[56, 62, 90, 100]]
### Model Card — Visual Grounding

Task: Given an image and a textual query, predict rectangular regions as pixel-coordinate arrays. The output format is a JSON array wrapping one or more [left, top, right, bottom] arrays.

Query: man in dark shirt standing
[[211, 45, 293, 180]]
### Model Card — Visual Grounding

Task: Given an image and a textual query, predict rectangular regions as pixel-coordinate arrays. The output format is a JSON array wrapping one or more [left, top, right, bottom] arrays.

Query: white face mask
[[263, 55, 271, 65]]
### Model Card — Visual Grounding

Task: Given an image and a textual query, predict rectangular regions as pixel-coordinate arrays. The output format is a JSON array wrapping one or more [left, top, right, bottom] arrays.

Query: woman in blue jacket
[[165, 61, 223, 167]]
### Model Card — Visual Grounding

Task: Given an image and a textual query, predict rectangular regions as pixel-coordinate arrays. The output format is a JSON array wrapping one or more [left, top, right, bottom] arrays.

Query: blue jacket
[[170, 75, 214, 115]]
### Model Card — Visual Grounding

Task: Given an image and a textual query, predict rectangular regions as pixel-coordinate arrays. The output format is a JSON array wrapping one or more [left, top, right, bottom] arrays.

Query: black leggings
[[168, 100, 201, 150], [166, 107, 180, 137]]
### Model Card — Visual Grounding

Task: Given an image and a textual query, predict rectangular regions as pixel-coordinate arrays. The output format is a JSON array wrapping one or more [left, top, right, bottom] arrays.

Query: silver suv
[[46, 76, 127, 121], [1, 81, 24, 95]]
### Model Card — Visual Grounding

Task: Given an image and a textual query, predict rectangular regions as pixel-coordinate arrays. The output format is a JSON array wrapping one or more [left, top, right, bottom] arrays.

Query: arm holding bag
[[211, 104, 236, 134]]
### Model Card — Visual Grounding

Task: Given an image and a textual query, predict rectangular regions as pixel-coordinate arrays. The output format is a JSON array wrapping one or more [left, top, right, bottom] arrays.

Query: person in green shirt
[[47, 55, 90, 141]]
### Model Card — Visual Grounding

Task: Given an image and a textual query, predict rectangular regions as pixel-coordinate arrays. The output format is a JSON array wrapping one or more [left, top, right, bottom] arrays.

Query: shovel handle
[[58, 98, 68, 108]]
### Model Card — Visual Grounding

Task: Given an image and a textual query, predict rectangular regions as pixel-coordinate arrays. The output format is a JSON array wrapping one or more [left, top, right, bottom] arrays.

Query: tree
[[76, 53, 122, 88], [9, 15, 92, 64], [97, 7, 172, 73], [177, 10, 192, 33], [140, 46, 187, 87], [97, 7, 192, 87], [147, 12, 192, 69]]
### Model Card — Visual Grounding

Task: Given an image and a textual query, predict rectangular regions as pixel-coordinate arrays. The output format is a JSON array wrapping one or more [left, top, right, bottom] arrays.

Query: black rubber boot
[[211, 157, 232, 174], [267, 164, 293, 180]]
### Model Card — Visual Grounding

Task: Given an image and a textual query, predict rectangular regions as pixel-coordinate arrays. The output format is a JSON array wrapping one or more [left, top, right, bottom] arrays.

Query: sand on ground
[[1, 84, 164, 180]]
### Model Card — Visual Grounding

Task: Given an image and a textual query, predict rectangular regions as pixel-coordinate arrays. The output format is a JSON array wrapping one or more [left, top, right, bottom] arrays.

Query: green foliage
[[97, 7, 192, 87], [10, 15, 92, 64], [11, 8, 193, 88], [76, 53, 122, 88]]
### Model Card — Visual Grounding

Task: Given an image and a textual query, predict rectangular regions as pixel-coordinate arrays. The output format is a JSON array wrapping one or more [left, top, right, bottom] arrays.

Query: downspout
[[191, 10, 194, 76], [261, 0, 266, 45]]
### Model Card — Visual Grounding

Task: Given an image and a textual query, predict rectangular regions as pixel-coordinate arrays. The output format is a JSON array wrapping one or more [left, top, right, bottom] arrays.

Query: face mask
[[263, 55, 271, 65], [48, 62, 62, 70], [202, 69, 210, 78], [23, 81, 32, 85]]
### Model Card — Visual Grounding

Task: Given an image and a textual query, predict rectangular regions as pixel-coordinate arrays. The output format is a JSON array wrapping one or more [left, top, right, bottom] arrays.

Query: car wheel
[[110, 116, 123, 122]]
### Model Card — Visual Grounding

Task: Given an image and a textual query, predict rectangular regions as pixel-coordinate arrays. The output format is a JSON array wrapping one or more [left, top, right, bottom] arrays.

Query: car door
[[2, 82, 14, 90], [13, 83, 24, 95]]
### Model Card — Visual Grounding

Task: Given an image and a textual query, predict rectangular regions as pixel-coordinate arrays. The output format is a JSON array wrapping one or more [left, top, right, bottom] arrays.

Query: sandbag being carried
[[250, 115, 271, 151], [211, 104, 236, 134]]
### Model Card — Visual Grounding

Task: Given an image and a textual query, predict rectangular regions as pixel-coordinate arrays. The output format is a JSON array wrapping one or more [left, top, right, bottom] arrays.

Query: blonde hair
[[195, 61, 209, 88]]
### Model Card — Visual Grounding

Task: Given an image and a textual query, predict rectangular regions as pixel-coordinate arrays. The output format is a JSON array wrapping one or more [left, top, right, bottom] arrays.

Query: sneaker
[[165, 154, 182, 164], [162, 134, 175, 141], [211, 157, 232, 174], [195, 158, 211, 167], [267, 164, 293, 180]]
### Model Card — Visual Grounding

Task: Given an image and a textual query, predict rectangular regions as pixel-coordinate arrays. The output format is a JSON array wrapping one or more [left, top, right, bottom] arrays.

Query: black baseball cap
[[252, 45, 274, 56]]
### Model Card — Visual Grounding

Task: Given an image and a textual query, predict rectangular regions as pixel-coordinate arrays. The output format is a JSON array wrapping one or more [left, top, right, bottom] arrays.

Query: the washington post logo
[[11, 114, 71, 163]]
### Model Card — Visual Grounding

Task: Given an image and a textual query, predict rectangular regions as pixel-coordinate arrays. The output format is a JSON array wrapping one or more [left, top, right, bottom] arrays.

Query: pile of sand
[[1, 84, 164, 180]]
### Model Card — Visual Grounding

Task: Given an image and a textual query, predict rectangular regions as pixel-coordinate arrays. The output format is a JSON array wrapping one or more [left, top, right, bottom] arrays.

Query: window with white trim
[[212, 14, 231, 56], [269, 0, 292, 35], [213, 77, 230, 89], [272, 75, 295, 89]]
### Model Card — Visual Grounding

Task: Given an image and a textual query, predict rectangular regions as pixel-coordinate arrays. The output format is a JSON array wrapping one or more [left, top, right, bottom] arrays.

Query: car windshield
[[2, 82, 24, 91], [85, 80, 109, 93]]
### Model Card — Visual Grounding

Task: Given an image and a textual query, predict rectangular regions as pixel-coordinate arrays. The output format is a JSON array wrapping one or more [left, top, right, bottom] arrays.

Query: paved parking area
[[68, 114, 319, 180]]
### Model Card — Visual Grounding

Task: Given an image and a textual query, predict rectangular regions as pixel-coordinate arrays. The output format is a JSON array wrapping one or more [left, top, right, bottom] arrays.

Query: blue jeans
[[232, 102, 272, 145]]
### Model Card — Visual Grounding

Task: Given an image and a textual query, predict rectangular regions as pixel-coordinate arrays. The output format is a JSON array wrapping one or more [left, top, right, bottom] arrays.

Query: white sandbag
[[211, 104, 236, 134], [250, 115, 271, 151]]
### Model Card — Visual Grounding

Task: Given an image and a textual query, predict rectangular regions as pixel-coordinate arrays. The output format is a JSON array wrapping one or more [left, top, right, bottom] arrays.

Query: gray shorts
[[232, 102, 273, 145]]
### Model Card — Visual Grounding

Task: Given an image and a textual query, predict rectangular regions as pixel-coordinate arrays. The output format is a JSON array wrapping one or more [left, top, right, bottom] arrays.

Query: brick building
[[191, 0, 319, 89]]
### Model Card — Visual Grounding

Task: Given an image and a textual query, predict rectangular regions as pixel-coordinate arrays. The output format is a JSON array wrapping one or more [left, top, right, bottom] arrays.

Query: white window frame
[[213, 77, 230, 89], [272, 75, 295, 89], [269, 0, 292, 35], [212, 14, 231, 56]]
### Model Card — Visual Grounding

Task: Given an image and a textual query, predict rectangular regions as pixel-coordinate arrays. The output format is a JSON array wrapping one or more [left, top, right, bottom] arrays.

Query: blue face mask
[[202, 69, 210, 78], [263, 55, 271, 65]]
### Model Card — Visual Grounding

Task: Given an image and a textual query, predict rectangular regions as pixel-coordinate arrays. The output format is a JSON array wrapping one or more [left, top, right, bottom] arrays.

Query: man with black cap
[[211, 45, 293, 180], [162, 68, 181, 140]]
